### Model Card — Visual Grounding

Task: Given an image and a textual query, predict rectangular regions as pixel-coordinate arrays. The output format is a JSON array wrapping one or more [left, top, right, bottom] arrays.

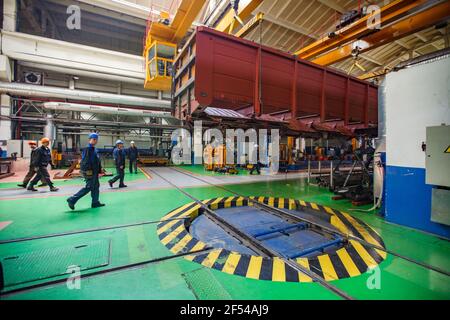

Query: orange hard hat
[[28, 141, 37, 145], [40, 137, 50, 143]]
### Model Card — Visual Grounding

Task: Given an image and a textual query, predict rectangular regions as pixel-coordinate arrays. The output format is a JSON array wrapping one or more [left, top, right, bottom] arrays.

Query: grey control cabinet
[[426, 125, 450, 187], [426, 125, 450, 226]]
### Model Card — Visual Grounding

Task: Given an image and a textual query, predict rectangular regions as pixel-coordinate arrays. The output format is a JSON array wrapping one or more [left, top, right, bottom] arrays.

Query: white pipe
[[18, 62, 144, 84], [43, 102, 175, 119], [0, 82, 171, 110]]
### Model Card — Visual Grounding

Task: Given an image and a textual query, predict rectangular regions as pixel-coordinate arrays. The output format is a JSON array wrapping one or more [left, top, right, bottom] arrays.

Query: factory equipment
[[143, 0, 207, 90], [333, 146, 375, 206], [425, 125, 450, 226]]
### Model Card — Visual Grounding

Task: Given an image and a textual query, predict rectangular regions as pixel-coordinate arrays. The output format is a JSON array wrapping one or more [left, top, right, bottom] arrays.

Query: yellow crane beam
[[312, 1, 450, 66], [215, 0, 264, 34], [295, 0, 429, 60], [171, 0, 207, 42]]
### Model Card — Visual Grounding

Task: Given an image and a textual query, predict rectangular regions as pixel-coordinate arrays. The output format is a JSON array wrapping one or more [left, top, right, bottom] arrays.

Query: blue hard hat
[[88, 133, 99, 140], [116, 139, 124, 145]]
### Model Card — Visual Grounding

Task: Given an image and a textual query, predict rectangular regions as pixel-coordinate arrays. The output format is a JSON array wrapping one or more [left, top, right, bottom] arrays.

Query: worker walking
[[127, 141, 139, 174], [18, 141, 46, 188], [249, 143, 261, 175], [27, 138, 59, 192], [67, 133, 105, 210], [108, 140, 127, 188], [249, 161, 262, 175]]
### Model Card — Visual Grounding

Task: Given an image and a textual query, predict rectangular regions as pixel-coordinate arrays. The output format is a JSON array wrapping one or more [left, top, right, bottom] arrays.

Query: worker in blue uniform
[[27, 137, 59, 192], [127, 141, 139, 174], [108, 140, 127, 188], [67, 133, 106, 210]]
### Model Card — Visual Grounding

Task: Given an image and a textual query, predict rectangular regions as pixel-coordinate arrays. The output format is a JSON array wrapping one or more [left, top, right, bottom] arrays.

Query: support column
[[0, 94, 12, 140], [3, 0, 17, 32], [0, 0, 16, 141]]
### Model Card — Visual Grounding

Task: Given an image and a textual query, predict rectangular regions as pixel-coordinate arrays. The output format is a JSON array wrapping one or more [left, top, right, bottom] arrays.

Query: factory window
[[148, 45, 156, 61], [149, 60, 157, 79], [157, 44, 175, 60]]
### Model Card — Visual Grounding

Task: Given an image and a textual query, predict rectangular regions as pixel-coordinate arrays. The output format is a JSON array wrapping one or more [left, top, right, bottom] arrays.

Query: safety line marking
[[157, 196, 386, 283]]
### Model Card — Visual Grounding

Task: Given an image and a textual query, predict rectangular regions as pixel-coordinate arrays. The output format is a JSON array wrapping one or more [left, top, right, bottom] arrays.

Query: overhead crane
[[290, 0, 450, 78], [311, 1, 450, 67], [143, 0, 206, 91], [143, 0, 264, 91]]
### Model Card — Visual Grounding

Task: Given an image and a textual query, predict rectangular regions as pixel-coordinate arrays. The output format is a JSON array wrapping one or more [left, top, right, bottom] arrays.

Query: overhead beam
[[359, 54, 383, 66], [311, 1, 450, 66], [77, 0, 154, 20], [295, 0, 429, 59], [171, 0, 207, 42], [359, 36, 445, 79], [235, 12, 264, 38], [415, 31, 441, 49], [263, 14, 318, 39], [318, 0, 346, 13], [214, 0, 264, 34], [43, 0, 148, 25]]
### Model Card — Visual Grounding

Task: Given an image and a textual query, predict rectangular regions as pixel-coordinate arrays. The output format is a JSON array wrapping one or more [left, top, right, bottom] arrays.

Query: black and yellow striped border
[[157, 196, 386, 282]]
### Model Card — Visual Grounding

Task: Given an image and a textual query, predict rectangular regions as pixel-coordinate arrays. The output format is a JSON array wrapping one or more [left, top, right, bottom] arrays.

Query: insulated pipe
[[44, 115, 56, 141], [18, 62, 144, 85], [42, 102, 175, 119], [0, 82, 171, 110]]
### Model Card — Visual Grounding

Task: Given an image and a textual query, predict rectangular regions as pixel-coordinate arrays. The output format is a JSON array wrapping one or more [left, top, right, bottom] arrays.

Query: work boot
[[67, 199, 75, 210], [119, 184, 127, 188], [108, 180, 113, 188], [50, 186, 59, 192], [27, 186, 38, 192], [91, 202, 106, 208], [17, 183, 27, 188], [37, 183, 48, 187]]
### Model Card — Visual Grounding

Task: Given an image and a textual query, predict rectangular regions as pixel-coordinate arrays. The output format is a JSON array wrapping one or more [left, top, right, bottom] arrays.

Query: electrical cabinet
[[426, 125, 450, 226]]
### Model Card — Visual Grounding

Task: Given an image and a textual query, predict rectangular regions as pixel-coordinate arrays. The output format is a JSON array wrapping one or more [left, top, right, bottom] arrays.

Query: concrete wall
[[384, 55, 450, 238]]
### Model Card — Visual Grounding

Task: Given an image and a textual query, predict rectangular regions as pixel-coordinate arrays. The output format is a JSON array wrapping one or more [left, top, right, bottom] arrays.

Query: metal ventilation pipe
[[44, 115, 56, 141], [0, 82, 171, 110], [42, 102, 176, 119]]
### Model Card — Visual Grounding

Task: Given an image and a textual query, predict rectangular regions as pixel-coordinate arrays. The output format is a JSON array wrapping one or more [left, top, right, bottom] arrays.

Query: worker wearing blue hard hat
[[67, 132, 106, 210], [88, 132, 99, 140], [108, 139, 127, 188]]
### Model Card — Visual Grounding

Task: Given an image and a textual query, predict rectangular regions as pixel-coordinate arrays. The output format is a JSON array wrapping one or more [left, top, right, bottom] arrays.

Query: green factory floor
[[0, 168, 147, 189], [0, 170, 449, 300], [178, 165, 249, 176]]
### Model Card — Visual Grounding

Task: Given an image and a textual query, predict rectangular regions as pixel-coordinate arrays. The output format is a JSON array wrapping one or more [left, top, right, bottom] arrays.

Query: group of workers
[[17, 133, 140, 210], [17, 138, 59, 192]]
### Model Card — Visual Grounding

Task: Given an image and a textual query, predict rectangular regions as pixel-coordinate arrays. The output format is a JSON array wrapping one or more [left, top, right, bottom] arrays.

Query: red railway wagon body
[[173, 27, 377, 134]]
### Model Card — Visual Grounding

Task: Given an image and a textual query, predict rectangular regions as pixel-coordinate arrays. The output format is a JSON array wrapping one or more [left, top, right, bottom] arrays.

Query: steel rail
[[148, 168, 355, 300], [0, 217, 190, 245]]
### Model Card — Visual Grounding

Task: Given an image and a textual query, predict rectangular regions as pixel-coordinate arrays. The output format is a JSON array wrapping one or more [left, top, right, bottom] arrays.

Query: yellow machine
[[144, 0, 263, 91], [144, 1, 206, 90], [144, 39, 176, 91], [279, 137, 295, 166], [204, 145, 226, 171], [51, 149, 63, 168]]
